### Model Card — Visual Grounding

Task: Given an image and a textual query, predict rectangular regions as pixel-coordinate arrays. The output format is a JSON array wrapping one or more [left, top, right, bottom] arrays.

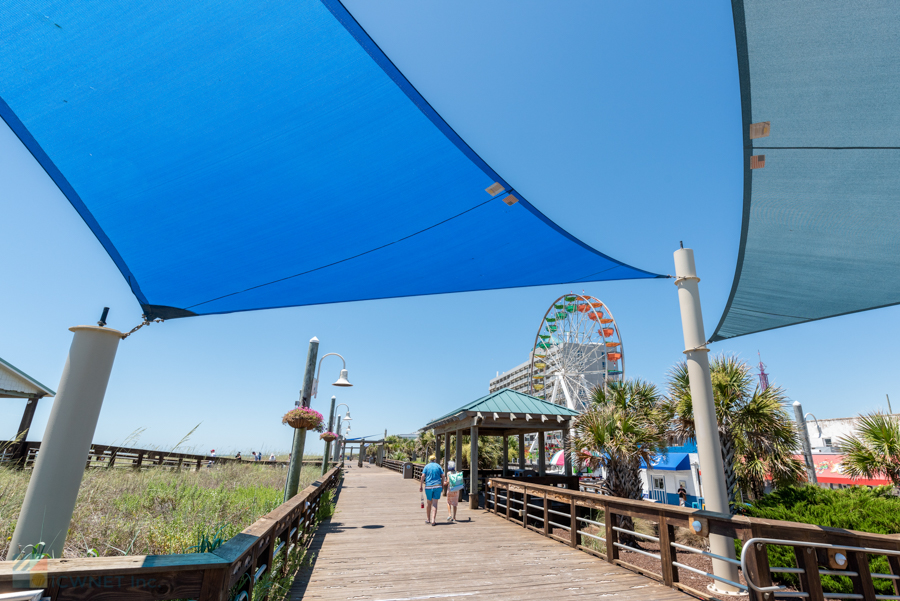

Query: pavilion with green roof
[[423, 388, 579, 508]]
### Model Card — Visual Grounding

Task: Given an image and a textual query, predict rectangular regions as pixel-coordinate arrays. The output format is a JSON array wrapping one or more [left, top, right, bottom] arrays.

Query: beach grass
[[0, 462, 325, 559]]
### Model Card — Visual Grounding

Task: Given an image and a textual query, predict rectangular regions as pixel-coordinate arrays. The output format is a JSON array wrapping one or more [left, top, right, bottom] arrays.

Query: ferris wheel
[[528, 294, 624, 412]]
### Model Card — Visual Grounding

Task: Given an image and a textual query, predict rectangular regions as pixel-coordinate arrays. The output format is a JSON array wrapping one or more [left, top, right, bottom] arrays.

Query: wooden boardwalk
[[290, 466, 692, 600]]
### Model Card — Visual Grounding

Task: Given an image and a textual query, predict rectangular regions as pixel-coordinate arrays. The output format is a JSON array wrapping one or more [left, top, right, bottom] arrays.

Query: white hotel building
[[489, 352, 538, 395]]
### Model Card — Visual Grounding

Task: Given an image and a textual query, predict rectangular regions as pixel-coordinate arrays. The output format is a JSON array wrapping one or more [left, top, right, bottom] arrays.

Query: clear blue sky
[[2, 1, 897, 455]]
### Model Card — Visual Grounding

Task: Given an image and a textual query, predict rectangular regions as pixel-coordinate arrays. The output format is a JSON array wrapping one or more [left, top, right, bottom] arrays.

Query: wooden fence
[[0, 441, 336, 471], [0, 465, 342, 601], [487, 477, 900, 601]]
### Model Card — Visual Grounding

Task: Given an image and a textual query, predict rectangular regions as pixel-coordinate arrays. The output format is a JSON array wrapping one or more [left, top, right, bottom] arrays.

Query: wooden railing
[[487, 477, 900, 601], [0, 465, 343, 600], [0, 441, 336, 471]]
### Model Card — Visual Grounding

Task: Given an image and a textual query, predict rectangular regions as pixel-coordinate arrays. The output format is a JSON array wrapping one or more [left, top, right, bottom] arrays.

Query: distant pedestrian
[[445, 461, 464, 522], [235, 452, 242, 461], [269, 453, 276, 462], [419, 455, 443, 526], [208, 449, 216, 468], [677, 483, 687, 507]]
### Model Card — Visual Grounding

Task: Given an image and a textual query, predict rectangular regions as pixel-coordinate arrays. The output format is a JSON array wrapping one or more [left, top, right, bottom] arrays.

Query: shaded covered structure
[[423, 389, 579, 509], [0, 356, 55, 467]]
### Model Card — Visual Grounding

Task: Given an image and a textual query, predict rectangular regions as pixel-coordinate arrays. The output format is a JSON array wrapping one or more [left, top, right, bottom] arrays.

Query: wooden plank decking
[[290, 465, 692, 600]]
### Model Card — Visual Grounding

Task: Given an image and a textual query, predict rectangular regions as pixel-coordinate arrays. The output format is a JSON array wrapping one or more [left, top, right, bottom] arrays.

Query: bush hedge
[[742, 485, 900, 595]]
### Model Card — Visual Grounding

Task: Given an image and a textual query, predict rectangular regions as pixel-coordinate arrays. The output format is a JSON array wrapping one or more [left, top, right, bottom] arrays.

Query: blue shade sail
[[712, 0, 900, 341], [0, 0, 661, 319]]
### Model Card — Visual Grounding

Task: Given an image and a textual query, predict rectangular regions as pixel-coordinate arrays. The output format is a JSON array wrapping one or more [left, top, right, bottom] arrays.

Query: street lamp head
[[333, 369, 352, 387], [344, 411, 352, 421]]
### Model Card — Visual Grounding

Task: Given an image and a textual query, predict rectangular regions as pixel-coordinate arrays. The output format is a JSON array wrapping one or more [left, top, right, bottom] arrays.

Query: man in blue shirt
[[420, 455, 444, 526]]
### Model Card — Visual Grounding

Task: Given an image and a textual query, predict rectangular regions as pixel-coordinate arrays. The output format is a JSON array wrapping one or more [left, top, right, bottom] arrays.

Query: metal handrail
[[670, 540, 742, 567], [740, 537, 900, 597], [612, 526, 658, 543], [671, 560, 748, 593], [576, 516, 605, 528], [614, 543, 660, 561], [578, 530, 605, 542]]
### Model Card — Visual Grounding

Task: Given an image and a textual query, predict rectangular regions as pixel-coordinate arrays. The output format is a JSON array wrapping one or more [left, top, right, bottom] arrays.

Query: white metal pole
[[793, 401, 817, 484], [8, 325, 121, 560], [674, 247, 741, 593]]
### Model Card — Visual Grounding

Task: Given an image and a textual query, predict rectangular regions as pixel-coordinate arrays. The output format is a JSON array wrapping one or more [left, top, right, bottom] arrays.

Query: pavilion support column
[[455, 430, 462, 469], [9, 325, 121, 560], [470, 425, 479, 509], [501, 436, 509, 477], [562, 426, 572, 477], [12, 395, 42, 468], [537, 431, 546, 476], [435, 433, 441, 463], [518, 433, 525, 470], [444, 433, 451, 470]]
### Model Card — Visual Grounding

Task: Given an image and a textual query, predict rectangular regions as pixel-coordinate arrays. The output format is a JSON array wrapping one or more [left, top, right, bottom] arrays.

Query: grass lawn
[[1, 463, 326, 559]]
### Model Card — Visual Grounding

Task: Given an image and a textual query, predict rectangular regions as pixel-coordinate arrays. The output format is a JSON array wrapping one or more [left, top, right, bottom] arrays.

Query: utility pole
[[284, 337, 319, 501], [674, 247, 741, 594]]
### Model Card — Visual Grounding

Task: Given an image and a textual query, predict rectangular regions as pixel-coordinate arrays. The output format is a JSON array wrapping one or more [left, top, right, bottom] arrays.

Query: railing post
[[543, 494, 549, 536], [135, 452, 144, 469], [848, 551, 877, 601], [745, 529, 773, 601], [195, 457, 202, 471], [794, 546, 825, 601], [522, 487, 527, 528], [505, 485, 511, 521], [605, 505, 618, 562], [197, 567, 228, 601], [569, 498, 578, 548], [888, 555, 900, 597], [657, 512, 678, 587]]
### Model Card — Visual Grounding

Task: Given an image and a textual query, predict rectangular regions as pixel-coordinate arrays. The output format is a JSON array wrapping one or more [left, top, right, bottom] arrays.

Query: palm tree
[[414, 430, 435, 461], [461, 436, 505, 470], [667, 355, 803, 503], [573, 379, 670, 545], [573, 380, 671, 500], [837, 413, 900, 487]]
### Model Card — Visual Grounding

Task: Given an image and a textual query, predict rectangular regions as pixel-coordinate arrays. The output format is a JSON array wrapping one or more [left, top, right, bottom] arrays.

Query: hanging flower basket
[[320, 431, 338, 442], [282, 407, 325, 432]]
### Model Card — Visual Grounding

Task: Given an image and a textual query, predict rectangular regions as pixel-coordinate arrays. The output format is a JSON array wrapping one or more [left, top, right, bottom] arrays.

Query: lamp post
[[793, 401, 818, 484], [284, 337, 319, 502], [310, 353, 352, 402], [323, 402, 351, 475], [285, 346, 352, 499]]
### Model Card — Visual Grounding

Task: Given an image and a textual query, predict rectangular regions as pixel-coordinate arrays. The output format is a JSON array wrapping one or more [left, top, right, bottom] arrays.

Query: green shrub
[[742, 485, 900, 595]]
